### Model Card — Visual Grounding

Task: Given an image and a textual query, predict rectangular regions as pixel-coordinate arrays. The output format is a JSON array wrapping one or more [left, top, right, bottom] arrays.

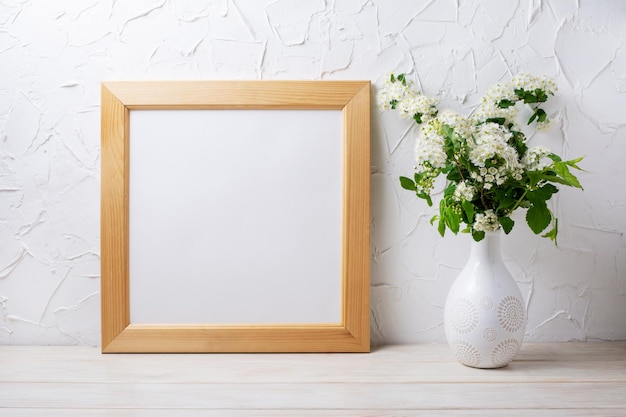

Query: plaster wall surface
[[0, 0, 624, 346]]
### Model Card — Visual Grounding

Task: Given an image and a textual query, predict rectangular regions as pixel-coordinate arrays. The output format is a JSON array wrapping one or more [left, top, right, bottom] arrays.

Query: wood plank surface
[[0, 343, 624, 416], [3, 411, 626, 417]]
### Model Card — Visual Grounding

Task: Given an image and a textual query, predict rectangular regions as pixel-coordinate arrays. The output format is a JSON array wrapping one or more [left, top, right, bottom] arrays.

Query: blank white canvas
[[128, 109, 343, 324]]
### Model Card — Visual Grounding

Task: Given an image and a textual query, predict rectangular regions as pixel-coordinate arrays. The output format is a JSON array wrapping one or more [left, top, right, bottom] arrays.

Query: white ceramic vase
[[444, 231, 526, 368]]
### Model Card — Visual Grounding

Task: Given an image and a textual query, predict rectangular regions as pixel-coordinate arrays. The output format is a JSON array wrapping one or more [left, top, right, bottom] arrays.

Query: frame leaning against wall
[[100, 80, 371, 353]]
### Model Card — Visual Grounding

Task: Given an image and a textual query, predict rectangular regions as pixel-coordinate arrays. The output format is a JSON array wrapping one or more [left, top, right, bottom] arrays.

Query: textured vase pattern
[[444, 232, 526, 368]]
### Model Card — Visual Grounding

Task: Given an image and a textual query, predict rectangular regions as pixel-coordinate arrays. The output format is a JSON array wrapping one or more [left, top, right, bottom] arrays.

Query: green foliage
[[499, 216, 515, 234], [542, 219, 559, 244], [515, 88, 548, 104], [526, 202, 552, 234], [528, 108, 547, 125], [486, 117, 506, 125], [384, 72, 584, 243], [462, 200, 475, 224], [399, 176, 416, 191], [552, 160, 583, 189], [498, 99, 516, 109], [472, 230, 485, 241]]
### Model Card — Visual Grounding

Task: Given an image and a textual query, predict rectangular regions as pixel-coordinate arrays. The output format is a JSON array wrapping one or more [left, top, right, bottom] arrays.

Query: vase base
[[449, 337, 522, 369], [459, 361, 510, 370]]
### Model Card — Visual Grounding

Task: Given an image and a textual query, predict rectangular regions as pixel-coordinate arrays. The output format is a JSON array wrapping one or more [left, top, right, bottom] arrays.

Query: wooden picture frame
[[101, 80, 370, 353]]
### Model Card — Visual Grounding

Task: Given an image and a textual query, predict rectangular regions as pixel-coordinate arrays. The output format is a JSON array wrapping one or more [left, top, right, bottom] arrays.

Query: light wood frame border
[[101, 81, 370, 353]]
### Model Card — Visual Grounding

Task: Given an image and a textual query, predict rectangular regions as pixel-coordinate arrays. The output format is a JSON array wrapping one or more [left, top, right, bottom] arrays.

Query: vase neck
[[470, 231, 502, 261]]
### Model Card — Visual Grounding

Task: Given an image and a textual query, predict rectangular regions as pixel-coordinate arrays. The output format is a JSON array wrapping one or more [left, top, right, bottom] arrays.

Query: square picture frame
[[101, 80, 370, 353]]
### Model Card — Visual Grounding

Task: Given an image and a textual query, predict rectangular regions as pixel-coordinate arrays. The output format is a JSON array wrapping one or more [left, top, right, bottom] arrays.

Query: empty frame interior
[[129, 109, 343, 325], [101, 80, 370, 353]]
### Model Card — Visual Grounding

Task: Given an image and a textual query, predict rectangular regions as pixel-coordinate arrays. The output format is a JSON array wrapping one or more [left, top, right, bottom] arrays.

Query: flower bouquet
[[378, 73, 583, 242]]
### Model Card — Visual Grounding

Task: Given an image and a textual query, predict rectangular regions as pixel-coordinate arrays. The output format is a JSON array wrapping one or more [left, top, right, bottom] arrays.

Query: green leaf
[[535, 89, 548, 102], [390, 99, 398, 109], [446, 169, 462, 182], [438, 199, 448, 236], [441, 163, 454, 174], [413, 113, 423, 124], [524, 171, 540, 187], [418, 191, 433, 207], [472, 230, 485, 242], [564, 156, 585, 171], [540, 174, 577, 188], [390, 73, 396, 82], [397, 73, 406, 85], [499, 216, 515, 234], [442, 125, 455, 141], [509, 130, 528, 156], [527, 184, 559, 204], [526, 202, 552, 234], [438, 216, 446, 237], [399, 176, 417, 191], [486, 117, 506, 125], [547, 153, 562, 162], [498, 99, 516, 109], [536, 108, 547, 123], [553, 162, 583, 189], [495, 187, 524, 212], [462, 200, 475, 223], [443, 182, 456, 197], [542, 218, 559, 245], [446, 209, 460, 234], [522, 91, 539, 103]]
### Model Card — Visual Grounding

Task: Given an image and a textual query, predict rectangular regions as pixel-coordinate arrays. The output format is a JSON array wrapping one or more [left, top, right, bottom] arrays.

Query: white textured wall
[[1, 0, 624, 346]]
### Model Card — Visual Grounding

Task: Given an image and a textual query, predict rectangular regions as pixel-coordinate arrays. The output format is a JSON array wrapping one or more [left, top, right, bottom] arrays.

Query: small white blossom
[[398, 93, 438, 121], [474, 210, 500, 232], [469, 123, 519, 169], [438, 111, 473, 139], [415, 120, 447, 172], [522, 145, 552, 171], [512, 73, 558, 95], [376, 75, 412, 111], [484, 81, 516, 103], [453, 181, 476, 201]]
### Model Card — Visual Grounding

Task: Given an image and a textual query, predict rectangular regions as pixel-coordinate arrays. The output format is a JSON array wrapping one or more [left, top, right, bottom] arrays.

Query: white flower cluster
[[398, 94, 439, 121], [377, 76, 411, 111], [380, 72, 564, 237], [472, 73, 557, 130], [472, 81, 519, 128], [522, 145, 552, 171], [438, 111, 473, 139], [472, 102, 520, 130], [415, 119, 447, 172], [470, 166, 510, 190], [512, 73, 558, 95], [376, 74, 438, 120], [468, 123, 523, 186], [453, 181, 476, 201], [473, 210, 500, 232]]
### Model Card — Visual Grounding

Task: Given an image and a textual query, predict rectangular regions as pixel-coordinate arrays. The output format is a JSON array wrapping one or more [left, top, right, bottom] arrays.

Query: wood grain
[[100, 81, 371, 353], [100, 84, 130, 350], [0, 343, 624, 415], [103, 80, 369, 109]]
